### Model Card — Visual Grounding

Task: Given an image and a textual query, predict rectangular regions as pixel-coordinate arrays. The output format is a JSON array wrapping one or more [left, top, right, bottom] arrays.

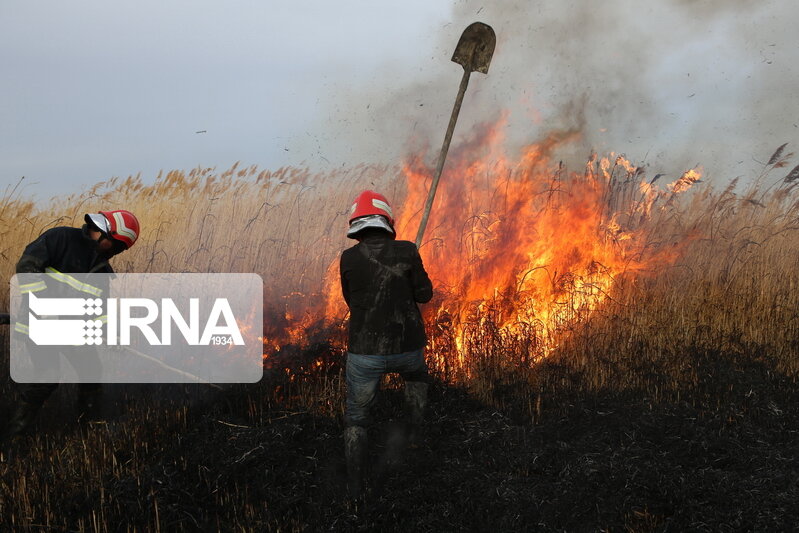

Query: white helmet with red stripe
[[85, 210, 140, 249]]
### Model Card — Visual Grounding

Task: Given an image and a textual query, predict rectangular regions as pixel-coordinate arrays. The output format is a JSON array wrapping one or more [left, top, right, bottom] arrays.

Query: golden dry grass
[[3, 154, 799, 395], [0, 163, 403, 317]]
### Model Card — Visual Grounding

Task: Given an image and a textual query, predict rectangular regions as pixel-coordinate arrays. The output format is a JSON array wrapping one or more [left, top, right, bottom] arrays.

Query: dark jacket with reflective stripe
[[15, 226, 113, 335], [340, 232, 433, 355], [16, 226, 113, 276]]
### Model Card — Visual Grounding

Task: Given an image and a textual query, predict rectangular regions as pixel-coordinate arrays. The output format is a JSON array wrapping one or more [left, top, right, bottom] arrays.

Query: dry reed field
[[1, 141, 799, 531]]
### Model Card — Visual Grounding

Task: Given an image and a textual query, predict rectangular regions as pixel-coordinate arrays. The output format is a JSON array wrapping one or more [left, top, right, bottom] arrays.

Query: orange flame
[[265, 118, 701, 378]]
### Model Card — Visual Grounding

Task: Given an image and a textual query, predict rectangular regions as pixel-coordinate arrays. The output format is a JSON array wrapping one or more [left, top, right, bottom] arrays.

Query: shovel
[[415, 22, 496, 248]]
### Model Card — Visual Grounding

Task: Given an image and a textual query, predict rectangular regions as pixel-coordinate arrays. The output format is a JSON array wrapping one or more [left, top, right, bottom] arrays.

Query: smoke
[[296, 0, 797, 185]]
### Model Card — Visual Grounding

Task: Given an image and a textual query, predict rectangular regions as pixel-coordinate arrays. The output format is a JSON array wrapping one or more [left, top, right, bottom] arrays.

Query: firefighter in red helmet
[[2, 210, 140, 443], [339, 190, 433, 499]]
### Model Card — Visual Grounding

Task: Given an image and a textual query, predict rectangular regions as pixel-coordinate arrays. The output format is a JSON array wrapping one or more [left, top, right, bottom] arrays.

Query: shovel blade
[[451, 22, 496, 74]]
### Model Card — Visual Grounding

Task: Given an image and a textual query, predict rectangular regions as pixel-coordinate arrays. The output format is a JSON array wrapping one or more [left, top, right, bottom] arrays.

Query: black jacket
[[17, 226, 114, 275], [340, 232, 433, 355], [14, 226, 113, 334]]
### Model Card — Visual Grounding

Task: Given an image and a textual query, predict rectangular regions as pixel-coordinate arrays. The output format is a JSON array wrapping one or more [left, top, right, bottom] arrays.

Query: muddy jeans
[[345, 348, 428, 427]]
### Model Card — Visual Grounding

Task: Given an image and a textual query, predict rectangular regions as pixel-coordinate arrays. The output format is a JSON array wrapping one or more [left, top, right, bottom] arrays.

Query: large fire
[[265, 119, 700, 378]]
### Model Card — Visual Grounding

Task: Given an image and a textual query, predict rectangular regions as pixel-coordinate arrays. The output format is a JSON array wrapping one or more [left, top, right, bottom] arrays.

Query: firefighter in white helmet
[[2, 210, 140, 443], [339, 190, 433, 499]]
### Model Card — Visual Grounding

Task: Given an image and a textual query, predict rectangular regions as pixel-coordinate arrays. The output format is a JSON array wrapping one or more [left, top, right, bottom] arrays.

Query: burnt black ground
[[2, 348, 799, 532], [172, 389, 799, 531]]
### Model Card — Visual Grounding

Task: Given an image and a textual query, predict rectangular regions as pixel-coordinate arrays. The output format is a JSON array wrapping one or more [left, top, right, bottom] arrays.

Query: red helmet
[[86, 210, 140, 249], [349, 190, 394, 226]]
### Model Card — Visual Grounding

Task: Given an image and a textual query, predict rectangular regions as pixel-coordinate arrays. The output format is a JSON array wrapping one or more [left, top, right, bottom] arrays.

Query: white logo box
[[10, 273, 263, 384]]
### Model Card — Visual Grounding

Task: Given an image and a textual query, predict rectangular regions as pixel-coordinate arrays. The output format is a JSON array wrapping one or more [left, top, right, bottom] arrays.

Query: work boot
[[404, 381, 428, 447], [2, 400, 40, 442], [344, 425, 368, 500]]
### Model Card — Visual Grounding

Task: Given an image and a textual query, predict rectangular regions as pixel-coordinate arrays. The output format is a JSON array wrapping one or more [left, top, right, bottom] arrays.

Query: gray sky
[[2, 1, 797, 199]]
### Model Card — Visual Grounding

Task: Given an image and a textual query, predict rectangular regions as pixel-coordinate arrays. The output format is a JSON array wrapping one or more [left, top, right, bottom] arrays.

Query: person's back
[[340, 230, 432, 355], [16, 226, 115, 276]]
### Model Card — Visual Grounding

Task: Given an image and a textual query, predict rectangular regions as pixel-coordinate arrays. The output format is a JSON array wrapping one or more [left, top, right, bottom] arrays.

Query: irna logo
[[26, 292, 244, 347], [12, 273, 263, 384]]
